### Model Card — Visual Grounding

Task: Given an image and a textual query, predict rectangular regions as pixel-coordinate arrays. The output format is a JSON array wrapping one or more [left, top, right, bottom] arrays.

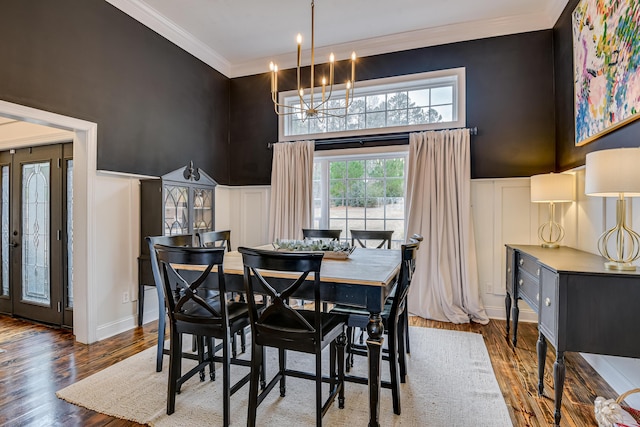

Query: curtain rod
[[267, 126, 478, 149]]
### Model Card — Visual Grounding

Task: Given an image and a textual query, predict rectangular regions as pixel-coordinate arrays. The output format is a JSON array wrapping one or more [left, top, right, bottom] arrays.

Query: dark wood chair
[[239, 247, 347, 426], [145, 234, 193, 372], [154, 244, 252, 422], [350, 229, 394, 249], [196, 230, 231, 250], [330, 239, 420, 415], [302, 228, 342, 241], [196, 229, 248, 356], [348, 229, 395, 345]]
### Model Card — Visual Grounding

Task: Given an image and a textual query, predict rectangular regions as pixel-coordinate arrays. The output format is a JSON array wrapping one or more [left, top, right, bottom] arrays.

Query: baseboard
[[96, 316, 138, 341], [485, 305, 537, 323]]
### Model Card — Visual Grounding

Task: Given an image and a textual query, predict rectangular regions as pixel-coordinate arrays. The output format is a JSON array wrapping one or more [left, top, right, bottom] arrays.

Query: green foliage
[[328, 157, 405, 207]]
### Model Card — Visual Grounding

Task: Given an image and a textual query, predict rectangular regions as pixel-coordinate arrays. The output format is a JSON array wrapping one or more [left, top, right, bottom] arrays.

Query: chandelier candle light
[[585, 147, 640, 270], [530, 173, 575, 248], [269, 0, 356, 120]]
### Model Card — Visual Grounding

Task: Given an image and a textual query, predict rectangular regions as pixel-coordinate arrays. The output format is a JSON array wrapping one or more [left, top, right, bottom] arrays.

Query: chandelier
[[269, 0, 356, 121]]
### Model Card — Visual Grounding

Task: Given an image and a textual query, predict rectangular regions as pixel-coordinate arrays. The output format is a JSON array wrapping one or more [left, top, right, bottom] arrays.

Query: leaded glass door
[[7, 145, 66, 325]]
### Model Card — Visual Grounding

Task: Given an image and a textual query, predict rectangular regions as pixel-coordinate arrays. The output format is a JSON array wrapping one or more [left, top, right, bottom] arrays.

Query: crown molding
[[106, 0, 567, 79], [546, 0, 571, 26], [229, 12, 555, 78], [105, 0, 232, 77]]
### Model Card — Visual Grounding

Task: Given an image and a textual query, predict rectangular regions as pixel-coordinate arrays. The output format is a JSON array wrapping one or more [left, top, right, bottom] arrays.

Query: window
[[313, 147, 408, 248], [280, 67, 465, 141]]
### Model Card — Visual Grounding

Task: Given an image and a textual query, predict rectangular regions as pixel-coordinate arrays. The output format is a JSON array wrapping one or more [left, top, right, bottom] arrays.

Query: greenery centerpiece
[[272, 238, 354, 259]]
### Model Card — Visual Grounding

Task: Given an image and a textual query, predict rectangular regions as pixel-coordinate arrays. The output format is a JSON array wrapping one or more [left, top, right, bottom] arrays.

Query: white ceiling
[[106, 0, 569, 78]]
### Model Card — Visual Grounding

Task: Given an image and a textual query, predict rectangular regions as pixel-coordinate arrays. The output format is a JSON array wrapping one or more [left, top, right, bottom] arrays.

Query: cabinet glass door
[[192, 187, 213, 234], [164, 185, 189, 235]]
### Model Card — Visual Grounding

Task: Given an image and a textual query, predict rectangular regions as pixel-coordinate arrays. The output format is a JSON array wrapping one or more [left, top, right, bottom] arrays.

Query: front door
[[0, 143, 73, 326]]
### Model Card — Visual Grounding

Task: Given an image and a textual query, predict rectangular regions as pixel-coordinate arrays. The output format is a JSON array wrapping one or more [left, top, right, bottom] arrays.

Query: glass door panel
[[21, 162, 51, 305], [192, 187, 213, 235], [164, 185, 189, 235], [1, 165, 9, 298]]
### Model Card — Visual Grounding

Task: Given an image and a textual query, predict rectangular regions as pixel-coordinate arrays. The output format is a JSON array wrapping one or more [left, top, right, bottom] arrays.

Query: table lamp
[[585, 147, 640, 270], [530, 173, 575, 248]]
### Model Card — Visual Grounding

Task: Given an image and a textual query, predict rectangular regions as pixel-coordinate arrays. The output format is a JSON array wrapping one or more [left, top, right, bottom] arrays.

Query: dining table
[[177, 245, 401, 427]]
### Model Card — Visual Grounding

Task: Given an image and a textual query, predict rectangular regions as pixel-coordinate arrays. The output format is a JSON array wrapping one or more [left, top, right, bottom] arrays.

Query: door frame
[[0, 100, 97, 344]]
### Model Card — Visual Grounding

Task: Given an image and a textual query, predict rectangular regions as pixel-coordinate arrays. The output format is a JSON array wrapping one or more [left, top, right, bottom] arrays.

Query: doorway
[[0, 143, 73, 327]]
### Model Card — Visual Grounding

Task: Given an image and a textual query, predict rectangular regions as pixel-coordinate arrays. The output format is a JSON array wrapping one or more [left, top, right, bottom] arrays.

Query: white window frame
[[313, 146, 409, 245], [279, 67, 466, 141]]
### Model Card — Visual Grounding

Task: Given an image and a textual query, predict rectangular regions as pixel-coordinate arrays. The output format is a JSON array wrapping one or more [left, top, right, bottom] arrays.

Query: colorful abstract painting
[[572, 0, 640, 146]]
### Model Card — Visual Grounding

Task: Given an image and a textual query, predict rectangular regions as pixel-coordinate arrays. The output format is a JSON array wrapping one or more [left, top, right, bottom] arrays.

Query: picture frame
[[572, 0, 640, 146]]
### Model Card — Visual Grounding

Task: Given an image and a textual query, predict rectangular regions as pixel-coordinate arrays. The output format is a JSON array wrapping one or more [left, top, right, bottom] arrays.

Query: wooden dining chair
[[239, 247, 347, 426], [302, 228, 342, 241], [350, 229, 394, 249], [196, 229, 247, 356], [330, 240, 420, 415], [348, 229, 395, 346], [154, 244, 252, 423], [145, 234, 194, 372]]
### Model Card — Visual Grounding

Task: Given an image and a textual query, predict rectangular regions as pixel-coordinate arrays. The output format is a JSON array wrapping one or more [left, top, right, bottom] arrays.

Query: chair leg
[[329, 340, 337, 394], [247, 343, 263, 427], [196, 336, 206, 381], [316, 352, 323, 426], [404, 312, 410, 354], [156, 309, 166, 372], [239, 327, 247, 353], [260, 345, 266, 390], [279, 348, 286, 397], [388, 319, 401, 415], [167, 328, 181, 415], [337, 331, 346, 409], [222, 333, 231, 427], [345, 326, 355, 372], [208, 337, 216, 381], [398, 313, 408, 383], [138, 284, 144, 327]]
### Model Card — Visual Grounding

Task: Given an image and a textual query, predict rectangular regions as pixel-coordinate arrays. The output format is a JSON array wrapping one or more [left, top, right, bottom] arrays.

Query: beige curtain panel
[[406, 129, 489, 324], [268, 140, 315, 242]]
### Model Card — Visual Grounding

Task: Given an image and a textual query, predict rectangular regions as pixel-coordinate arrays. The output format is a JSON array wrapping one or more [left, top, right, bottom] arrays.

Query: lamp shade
[[530, 173, 575, 203], [585, 148, 640, 197]]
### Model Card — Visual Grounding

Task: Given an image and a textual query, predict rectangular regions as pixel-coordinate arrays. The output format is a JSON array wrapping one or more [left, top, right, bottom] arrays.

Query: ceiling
[[106, 0, 569, 78]]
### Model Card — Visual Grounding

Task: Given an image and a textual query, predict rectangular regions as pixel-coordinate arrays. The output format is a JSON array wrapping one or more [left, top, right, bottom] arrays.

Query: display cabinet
[[138, 162, 216, 324]]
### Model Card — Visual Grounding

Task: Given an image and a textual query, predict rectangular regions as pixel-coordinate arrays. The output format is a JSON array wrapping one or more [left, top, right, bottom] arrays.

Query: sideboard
[[505, 244, 640, 427]]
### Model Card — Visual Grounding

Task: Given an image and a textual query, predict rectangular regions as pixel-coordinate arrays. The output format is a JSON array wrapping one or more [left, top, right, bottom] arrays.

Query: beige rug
[[57, 327, 513, 426]]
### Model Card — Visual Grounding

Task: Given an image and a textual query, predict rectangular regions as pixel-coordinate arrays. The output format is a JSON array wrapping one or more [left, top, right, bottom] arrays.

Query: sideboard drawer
[[539, 266, 558, 345], [517, 269, 539, 309], [517, 252, 540, 279]]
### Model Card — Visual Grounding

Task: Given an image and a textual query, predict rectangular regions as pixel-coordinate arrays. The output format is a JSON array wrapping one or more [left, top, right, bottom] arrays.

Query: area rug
[[57, 327, 512, 426]]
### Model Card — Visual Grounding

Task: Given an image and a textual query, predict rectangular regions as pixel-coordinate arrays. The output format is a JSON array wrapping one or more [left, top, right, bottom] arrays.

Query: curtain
[[268, 140, 315, 242], [405, 129, 489, 324]]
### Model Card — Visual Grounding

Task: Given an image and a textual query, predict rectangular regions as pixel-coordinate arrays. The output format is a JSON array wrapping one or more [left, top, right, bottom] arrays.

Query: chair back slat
[[350, 229, 394, 249], [302, 228, 342, 241], [196, 230, 232, 251]]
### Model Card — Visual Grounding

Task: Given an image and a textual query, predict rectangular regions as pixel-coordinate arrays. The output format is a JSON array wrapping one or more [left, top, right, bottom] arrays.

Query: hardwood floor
[[0, 314, 615, 426]]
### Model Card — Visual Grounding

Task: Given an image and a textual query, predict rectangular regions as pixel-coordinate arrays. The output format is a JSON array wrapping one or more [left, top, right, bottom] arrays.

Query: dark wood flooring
[[0, 314, 616, 426]]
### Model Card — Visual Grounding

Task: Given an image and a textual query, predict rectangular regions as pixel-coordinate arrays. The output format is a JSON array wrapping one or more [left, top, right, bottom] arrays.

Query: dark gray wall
[[0, 0, 230, 183], [230, 30, 557, 184], [554, 0, 640, 172]]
